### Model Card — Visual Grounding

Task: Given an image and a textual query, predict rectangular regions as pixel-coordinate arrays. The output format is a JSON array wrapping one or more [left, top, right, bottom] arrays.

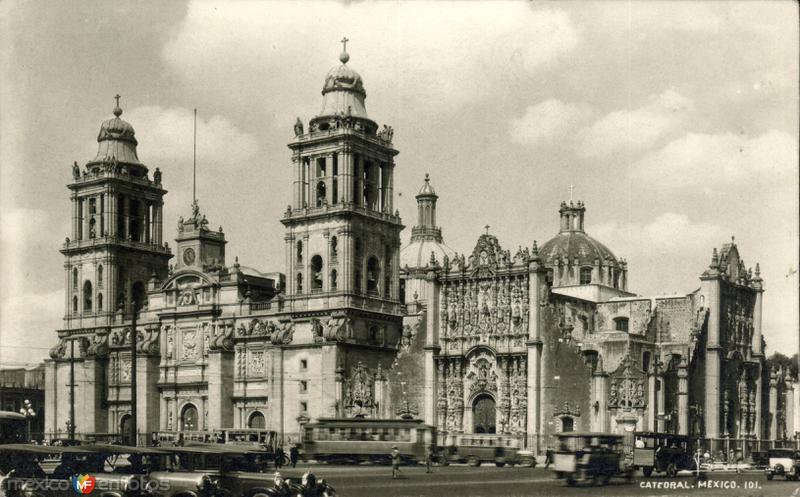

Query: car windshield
[[769, 449, 795, 458]]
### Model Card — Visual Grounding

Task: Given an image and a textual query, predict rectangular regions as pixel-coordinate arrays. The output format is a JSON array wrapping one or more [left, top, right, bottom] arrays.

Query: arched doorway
[[473, 395, 496, 434], [119, 414, 131, 434], [248, 411, 266, 429], [180, 404, 198, 431]]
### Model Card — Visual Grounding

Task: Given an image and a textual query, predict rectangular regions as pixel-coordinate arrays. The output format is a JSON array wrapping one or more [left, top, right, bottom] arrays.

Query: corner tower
[[283, 43, 403, 316], [61, 97, 172, 329]]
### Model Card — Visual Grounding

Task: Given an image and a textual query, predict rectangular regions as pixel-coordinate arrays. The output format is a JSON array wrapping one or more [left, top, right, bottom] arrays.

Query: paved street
[[285, 464, 800, 497]]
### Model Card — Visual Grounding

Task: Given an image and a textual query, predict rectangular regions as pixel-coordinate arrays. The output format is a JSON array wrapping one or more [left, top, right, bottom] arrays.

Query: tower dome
[[89, 96, 144, 169], [311, 39, 374, 129], [539, 200, 627, 290], [400, 174, 455, 269]]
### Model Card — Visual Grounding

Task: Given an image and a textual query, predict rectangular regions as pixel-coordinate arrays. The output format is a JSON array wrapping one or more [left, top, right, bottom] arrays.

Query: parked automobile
[[551, 432, 632, 486], [764, 448, 800, 481], [632, 432, 694, 477]]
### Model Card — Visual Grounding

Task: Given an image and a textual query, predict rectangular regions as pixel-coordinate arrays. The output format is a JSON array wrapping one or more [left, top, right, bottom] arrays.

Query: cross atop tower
[[114, 94, 121, 107], [568, 184, 575, 202], [485, 224, 490, 235], [113, 94, 123, 117], [341, 37, 349, 52]]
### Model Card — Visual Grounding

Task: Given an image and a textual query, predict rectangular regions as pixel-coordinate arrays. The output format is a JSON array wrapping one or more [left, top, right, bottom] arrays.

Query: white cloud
[[578, 90, 693, 158], [509, 99, 591, 145], [0, 289, 61, 366], [631, 130, 798, 191], [595, 2, 723, 34], [84, 105, 261, 171], [162, 2, 580, 116]]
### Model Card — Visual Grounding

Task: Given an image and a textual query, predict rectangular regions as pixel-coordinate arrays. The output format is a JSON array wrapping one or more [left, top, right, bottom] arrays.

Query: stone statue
[[294, 117, 304, 137], [72, 161, 80, 180], [153, 167, 162, 184]]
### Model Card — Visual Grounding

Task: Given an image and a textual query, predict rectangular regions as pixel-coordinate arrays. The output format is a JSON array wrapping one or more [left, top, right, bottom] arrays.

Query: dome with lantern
[[400, 174, 455, 269], [89, 99, 144, 168]]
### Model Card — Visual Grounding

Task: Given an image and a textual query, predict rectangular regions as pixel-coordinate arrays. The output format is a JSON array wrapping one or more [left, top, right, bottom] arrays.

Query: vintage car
[[764, 448, 800, 480], [632, 432, 694, 477], [0, 443, 168, 497], [551, 432, 633, 486], [155, 444, 335, 497]]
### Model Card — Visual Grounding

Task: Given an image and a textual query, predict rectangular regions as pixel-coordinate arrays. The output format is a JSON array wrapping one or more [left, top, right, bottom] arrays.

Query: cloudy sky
[[1, 1, 797, 366]]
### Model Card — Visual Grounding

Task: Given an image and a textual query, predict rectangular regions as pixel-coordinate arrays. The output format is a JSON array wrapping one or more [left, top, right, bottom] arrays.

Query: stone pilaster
[[769, 370, 778, 441], [207, 349, 234, 430], [677, 359, 689, 435]]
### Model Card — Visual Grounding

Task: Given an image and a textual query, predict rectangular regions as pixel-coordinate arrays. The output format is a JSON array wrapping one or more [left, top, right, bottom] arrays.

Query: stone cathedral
[[45, 46, 795, 455]]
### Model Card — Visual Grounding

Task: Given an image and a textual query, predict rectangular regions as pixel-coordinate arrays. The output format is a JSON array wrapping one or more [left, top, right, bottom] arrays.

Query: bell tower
[[282, 41, 403, 332], [61, 96, 172, 328]]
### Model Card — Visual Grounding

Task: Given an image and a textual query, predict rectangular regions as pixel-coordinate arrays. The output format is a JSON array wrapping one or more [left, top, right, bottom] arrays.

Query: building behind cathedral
[[45, 47, 796, 455]]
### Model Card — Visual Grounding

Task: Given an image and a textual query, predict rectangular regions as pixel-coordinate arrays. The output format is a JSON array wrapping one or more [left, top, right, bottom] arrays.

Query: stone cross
[[484, 224, 490, 235], [114, 94, 121, 107], [341, 37, 349, 52], [568, 184, 575, 202]]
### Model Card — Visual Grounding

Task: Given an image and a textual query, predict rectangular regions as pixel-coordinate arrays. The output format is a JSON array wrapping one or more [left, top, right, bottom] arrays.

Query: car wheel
[[666, 463, 678, 478], [495, 461, 506, 468], [643, 467, 653, 477], [766, 473, 773, 481], [467, 456, 481, 467], [602, 474, 611, 485]]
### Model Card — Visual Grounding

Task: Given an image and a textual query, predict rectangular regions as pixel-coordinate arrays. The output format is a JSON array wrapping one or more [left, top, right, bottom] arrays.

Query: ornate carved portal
[[473, 395, 496, 433], [437, 350, 527, 435], [343, 362, 376, 418]]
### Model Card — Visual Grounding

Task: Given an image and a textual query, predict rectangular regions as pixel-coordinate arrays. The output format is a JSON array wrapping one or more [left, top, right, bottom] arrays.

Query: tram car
[[302, 418, 436, 464], [443, 433, 533, 467]]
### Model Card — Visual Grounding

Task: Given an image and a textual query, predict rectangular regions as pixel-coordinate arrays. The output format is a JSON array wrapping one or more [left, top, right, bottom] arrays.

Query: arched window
[[97, 293, 103, 312], [315, 181, 326, 207], [296, 273, 303, 293], [119, 414, 132, 436], [330, 269, 338, 291], [97, 265, 103, 288], [72, 296, 78, 314], [614, 317, 629, 332], [642, 351, 651, 373], [579, 267, 592, 285], [296, 241, 303, 263], [311, 255, 323, 291], [180, 404, 198, 431], [72, 268, 78, 290], [330, 236, 338, 261], [366, 257, 380, 295], [83, 281, 93, 311], [248, 411, 266, 429]]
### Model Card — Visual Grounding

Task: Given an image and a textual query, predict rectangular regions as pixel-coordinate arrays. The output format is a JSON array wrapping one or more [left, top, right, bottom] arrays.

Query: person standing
[[290, 444, 299, 468], [274, 445, 284, 469], [391, 446, 401, 479], [424, 444, 434, 473], [544, 446, 554, 469]]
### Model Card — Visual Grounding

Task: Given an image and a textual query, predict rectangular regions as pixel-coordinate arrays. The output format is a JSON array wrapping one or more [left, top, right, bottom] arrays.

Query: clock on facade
[[183, 248, 196, 265]]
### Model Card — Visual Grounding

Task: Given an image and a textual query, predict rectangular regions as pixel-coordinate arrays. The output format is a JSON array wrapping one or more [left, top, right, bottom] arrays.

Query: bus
[[302, 418, 436, 465], [0, 411, 26, 444]]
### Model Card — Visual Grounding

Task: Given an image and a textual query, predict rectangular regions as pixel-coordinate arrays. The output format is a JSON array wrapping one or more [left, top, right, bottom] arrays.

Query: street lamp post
[[19, 399, 36, 442]]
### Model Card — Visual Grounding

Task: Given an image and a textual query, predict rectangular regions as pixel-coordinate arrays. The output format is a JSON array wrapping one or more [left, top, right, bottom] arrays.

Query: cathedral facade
[[44, 48, 794, 455]]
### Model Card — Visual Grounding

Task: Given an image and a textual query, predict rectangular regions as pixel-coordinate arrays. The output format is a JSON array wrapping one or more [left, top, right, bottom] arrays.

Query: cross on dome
[[113, 94, 123, 117], [568, 184, 575, 202], [485, 224, 490, 235], [339, 36, 350, 64]]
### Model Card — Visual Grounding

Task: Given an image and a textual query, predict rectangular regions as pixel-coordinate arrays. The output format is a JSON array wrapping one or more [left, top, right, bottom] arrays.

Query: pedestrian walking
[[290, 444, 299, 468], [424, 444, 434, 473], [391, 446, 401, 479], [274, 445, 284, 469], [544, 446, 554, 469]]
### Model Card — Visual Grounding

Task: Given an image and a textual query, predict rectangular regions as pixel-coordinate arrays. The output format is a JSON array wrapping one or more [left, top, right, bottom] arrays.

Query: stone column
[[293, 154, 303, 208], [285, 234, 295, 296], [108, 192, 117, 238], [207, 348, 234, 430], [303, 234, 310, 296], [769, 370, 778, 441], [123, 196, 130, 240], [678, 359, 689, 435], [72, 194, 79, 240], [44, 359, 59, 435], [423, 274, 440, 426], [82, 351, 109, 434], [144, 201, 151, 244], [591, 370, 608, 432], [526, 260, 542, 452], [786, 380, 795, 440], [155, 203, 163, 246], [136, 334, 162, 440], [340, 148, 352, 204], [754, 364, 763, 439], [648, 369, 658, 431], [386, 161, 394, 213], [701, 272, 721, 446], [657, 376, 666, 432], [752, 288, 764, 355]]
